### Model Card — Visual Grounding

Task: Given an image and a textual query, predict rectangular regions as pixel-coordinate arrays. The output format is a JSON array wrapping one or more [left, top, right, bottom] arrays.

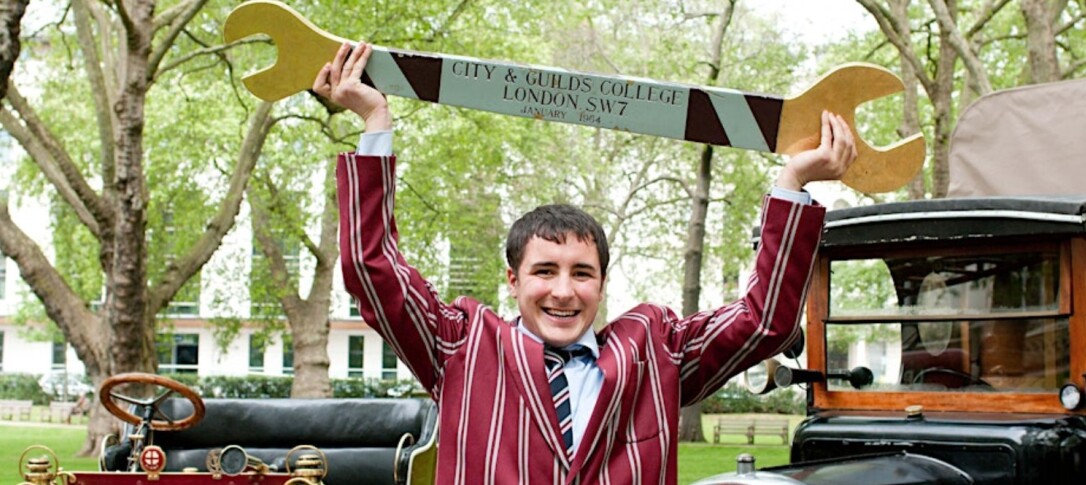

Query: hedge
[[0, 373, 52, 404], [700, 382, 804, 415], [157, 374, 425, 399]]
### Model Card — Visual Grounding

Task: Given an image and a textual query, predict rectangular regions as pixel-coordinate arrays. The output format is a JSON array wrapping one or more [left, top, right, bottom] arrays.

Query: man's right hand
[[775, 110, 857, 192], [312, 42, 392, 132]]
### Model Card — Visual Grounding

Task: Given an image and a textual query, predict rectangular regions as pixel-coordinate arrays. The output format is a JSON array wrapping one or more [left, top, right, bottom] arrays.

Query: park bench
[[42, 401, 79, 424], [712, 417, 789, 445], [0, 399, 33, 421]]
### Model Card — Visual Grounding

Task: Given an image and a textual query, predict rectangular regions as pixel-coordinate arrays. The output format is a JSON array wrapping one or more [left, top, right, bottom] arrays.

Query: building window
[[51, 341, 67, 370], [156, 334, 199, 374], [0, 330, 5, 372], [382, 342, 398, 380], [282, 335, 294, 375], [248, 334, 266, 374], [347, 335, 365, 378], [164, 280, 201, 316], [349, 300, 360, 318]]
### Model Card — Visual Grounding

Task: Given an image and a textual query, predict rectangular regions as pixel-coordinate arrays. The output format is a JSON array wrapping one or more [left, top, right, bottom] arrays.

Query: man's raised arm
[[324, 42, 466, 394], [672, 111, 856, 404]]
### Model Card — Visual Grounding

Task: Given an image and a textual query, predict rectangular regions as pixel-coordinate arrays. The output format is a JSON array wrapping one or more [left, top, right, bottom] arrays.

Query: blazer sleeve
[[337, 153, 468, 394], [668, 195, 825, 405]]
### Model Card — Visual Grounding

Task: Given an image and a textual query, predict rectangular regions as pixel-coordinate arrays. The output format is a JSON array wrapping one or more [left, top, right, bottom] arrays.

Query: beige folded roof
[[948, 78, 1086, 197]]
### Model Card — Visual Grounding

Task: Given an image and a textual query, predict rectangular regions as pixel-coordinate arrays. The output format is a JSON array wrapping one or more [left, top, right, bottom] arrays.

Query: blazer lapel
[[570, 333, 626, 472], [503, 326, 572, 469]]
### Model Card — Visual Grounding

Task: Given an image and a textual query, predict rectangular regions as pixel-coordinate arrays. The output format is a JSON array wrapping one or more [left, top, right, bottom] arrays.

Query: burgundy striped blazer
[[337, 153, 824, 485]]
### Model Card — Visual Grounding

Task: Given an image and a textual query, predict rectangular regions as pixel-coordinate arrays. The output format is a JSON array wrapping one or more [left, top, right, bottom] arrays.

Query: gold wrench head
[[223, 0, 345, 102], [778, 63, 926, 193]]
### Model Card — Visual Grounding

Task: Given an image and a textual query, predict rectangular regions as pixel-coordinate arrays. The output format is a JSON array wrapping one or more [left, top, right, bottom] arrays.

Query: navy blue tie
[[544, 346, 591, 457]]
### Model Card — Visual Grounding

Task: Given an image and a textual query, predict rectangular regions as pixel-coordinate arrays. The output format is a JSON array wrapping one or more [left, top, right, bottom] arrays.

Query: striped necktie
[[544, 345, 591, 457]]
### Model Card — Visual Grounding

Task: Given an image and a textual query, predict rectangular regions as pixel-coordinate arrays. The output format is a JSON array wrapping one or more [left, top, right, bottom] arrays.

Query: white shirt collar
[[512, 317, 600, 359]]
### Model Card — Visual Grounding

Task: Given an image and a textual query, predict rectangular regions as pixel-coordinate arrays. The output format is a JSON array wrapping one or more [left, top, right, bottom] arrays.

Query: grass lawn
[[1, 415, 797, 485], [678, 442, 790, 484], [0, 423, 97, 484], [676, 413, 800, 483]]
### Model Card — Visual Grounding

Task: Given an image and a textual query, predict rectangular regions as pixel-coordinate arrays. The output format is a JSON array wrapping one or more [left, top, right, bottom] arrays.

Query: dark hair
[[505, 204, 609, 277]]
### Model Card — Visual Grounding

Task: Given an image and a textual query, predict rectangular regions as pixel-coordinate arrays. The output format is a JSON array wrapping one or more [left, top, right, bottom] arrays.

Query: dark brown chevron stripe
[[745, 94, 784, 153], [391, 51, 443, 103], [685, 89, 731, 146]]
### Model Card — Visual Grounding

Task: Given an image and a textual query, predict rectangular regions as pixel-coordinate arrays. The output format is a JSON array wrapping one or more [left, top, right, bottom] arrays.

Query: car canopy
[[820, 196, 1086, 247], [948, 77, 1086, 197]]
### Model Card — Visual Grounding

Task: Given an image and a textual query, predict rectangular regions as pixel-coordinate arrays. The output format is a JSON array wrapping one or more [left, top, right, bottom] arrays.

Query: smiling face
[[507, 234, 605, 347]]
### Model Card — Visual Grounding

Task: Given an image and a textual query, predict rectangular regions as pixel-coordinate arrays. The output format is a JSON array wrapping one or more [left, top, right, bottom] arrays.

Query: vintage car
[[696, 79, 1086, 485], [16, 372, 438, 485]]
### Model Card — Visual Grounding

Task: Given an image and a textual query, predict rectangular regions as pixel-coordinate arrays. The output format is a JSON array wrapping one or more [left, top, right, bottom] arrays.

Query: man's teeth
[[547, 309, 577, 317]]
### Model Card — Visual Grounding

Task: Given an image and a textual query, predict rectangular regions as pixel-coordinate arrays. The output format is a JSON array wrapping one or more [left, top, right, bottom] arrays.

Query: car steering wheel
[[911, 367, 992, 389], [99, 372, 206, 431]]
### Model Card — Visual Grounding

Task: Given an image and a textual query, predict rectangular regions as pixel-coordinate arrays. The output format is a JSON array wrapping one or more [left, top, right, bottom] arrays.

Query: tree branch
[[0, 110, 94, 234], [979, 32, 1027, 46], [72, 0, 117, 182], [584, 195, 692, 221], [0, 200, 105, 374], [155, 37, 269, 79], [856, 0, 938, 94], [147, 0, 209, 80], [152, 0, 189, 32], [927, 0, 993, 94], [312, 169, 339, 273], [1064, 57, 1086, 78], [1056, 10, 1086, 35], [2, 85, 112, 235], [251, 172, 324, 268], [430, 0, 470, 40], [248, 188, 302, 309], [966, 0, 1013, 37], [635, 175, 693, 200], [108, 0, 136, 41], [147, 101, 276, 314]]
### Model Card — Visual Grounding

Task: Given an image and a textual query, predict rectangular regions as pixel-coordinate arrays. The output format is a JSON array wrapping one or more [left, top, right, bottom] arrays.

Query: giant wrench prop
[[224, 1, 924, 193]]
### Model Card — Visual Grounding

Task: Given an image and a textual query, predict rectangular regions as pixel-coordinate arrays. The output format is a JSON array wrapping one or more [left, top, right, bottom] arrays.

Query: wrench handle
[[362, 45, 784, 153]]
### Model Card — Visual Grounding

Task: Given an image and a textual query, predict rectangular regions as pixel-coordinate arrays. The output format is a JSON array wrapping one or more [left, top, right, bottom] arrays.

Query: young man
[[317, 42, 856, 484]]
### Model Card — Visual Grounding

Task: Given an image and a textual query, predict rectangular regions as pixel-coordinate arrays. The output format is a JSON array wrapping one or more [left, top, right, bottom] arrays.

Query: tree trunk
[[80, 372, 119, 456], [889, 0, 927, 200], [0, 0, 28, 100], [249, 158, 337, 398], [929, 0, 992, 95], [676, 1, 736, 443], [1020, 0, 1062, 83], [677, 144, 713, 443], [109, 0, 156, 386], [288, 302, 333, 397], [929, 0, 959, 199]]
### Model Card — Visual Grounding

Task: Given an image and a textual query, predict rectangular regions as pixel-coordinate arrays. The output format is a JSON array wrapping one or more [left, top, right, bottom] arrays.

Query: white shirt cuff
[[357, 131, 393, 156], [770, 186, 812, 205]]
